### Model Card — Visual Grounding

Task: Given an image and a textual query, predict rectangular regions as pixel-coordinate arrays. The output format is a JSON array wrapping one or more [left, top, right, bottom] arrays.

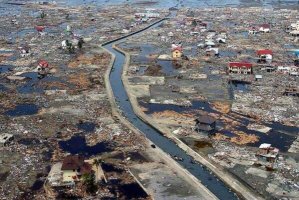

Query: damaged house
[[195, 115, 216, 134], [61, 155, 93, 184], [255, 143, 279, 169], [257, 49, 273, 63], [0, 133, 14, 147], [228, 62, 253, 74]]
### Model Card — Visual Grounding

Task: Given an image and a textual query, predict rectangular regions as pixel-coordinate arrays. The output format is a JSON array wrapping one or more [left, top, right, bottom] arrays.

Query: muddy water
[[104, 18, 238, 200], [59, 135, 111, 156], [77, 121, 96, 132], [5, 104, 39, 116]]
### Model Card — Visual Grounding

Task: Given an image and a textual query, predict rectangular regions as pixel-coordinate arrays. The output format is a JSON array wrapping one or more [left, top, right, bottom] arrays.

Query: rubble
[[118, 5, 299, 200]]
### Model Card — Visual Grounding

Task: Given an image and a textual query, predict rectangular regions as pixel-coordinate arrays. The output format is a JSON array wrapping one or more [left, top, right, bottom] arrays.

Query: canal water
[[103, 19, 238, 200]]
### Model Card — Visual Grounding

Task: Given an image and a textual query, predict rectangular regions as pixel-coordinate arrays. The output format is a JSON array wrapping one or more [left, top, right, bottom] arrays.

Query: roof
[[257, 49, 273, 55], [259, 143, 271, 149], [61, 155, 85, 170], [259, 24, 270, 29], [229, 62, 253, 68], [196, 124, 214, 131], [61, 155, 92, 174], [255, 75, 263, 79], [195, 115, 216, 124], [172, 47, 183, 52], [249, 27, 258, 31], [35, 26, 45, 32], [38, 60, 49, 68]]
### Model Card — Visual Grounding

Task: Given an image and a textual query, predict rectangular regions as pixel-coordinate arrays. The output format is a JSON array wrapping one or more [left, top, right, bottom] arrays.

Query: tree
[[192, 20, 197, 27], [40, 11, 46, 19], [66, 42, 75, 54], [82, 173, 97, 194], [92, 159, 101, 177], [78, 38, 84, 49], [93, 159, 101, 168]]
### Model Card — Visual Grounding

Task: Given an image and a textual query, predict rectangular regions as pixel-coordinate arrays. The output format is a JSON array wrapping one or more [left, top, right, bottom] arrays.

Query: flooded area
[[4, 104, 39, 116], [1, 0, 299, 199], [77, 121, 96, 132], [59, 135, 111, 156], [140, 100, 217, 114]]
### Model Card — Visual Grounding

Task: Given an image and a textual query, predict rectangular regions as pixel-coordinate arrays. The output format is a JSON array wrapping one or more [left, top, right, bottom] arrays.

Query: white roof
[[255, 75, 263, 79], [259, 143, 271, 149]]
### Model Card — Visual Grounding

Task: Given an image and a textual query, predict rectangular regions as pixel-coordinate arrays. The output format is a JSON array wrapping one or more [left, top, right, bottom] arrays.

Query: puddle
[[59, 135, 111, 156], [77, 121, 96, 132], [30, 179, 44, 191], [74, 26, 97, 36], [120, 43, 157, 64], [245, 128, 296, 152], [157, 60, 179, 76], [7, 28, 35, 43], [118, 183, 148, 199], [218, 115, 297, 152], [0, 172, 9, 182], [184, 45, 198, 57], [17, 72, 70, 94], [194, 140, 213, 149], [0, 84, 7, 91], [127, 152, 148, 162], [137, 65, 147, 75], [140, 100, 217, 114], [101, 163, 124, 173], [223, 20, 237, 28], [230, 80, 250, 92], [108, 182, 148, 199], [5, 104, 39, 117], [18, 138, 41, 145], [266, 122, 299, 135], [42, 150, 53, 161], [0, 65, 13, 73], [219, 50, 238, 58]]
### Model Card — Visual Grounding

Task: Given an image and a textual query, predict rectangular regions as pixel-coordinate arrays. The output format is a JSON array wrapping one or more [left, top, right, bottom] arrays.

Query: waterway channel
[[103, 18, 239, 199]]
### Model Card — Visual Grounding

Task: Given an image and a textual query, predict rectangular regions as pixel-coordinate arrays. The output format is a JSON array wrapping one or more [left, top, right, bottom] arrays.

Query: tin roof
[[229, 62, 253, 68], [257, 49, 273, 55], [195, 115, 216, 124]]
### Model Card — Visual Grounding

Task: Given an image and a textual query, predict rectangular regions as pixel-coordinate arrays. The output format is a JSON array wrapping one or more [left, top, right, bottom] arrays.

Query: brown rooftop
[[61, 155, 92, 174], [195, 115, 216, 124], [62, 155, 85, 170]]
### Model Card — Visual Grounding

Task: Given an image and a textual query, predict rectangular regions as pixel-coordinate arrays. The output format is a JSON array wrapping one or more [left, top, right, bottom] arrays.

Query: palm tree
[[92, 159, 101, 181]]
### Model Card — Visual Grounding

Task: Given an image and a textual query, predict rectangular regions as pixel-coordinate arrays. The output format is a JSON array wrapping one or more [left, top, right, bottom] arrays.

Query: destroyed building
[[0, 133, 14, 146], [255, 143, 279, 169], [195, 115, 216, 133], [61, 155, 93, 184]]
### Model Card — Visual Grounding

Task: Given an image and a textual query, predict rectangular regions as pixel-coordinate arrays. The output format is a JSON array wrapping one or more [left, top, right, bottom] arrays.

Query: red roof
[[172, 47, 183, 52], [229, 62, 253, 68], [249, 27, 257, 31], [38, 60, 49, 68], [35, 26, 45, 32], [259, 24, 270, 29], [257, 49, 273, 55]]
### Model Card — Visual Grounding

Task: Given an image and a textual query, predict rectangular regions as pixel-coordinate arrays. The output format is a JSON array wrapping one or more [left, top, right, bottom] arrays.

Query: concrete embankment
[[102, 45, 218, 200]]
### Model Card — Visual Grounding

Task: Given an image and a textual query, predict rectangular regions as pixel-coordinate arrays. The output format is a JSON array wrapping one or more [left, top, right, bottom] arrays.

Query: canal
[[103, 19, 239, 200]]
